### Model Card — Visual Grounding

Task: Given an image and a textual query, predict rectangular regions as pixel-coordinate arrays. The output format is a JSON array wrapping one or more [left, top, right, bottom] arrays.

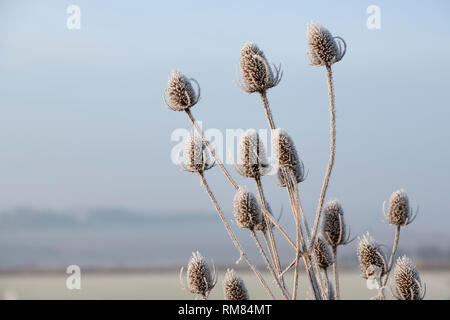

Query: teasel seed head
[[233, 129, 270, 178], [385, 189, 416, 226], [393, 256, 425, 300], [322, 199, 350, 248], [272, 128, 303, 167], [163, 70, 200, 111], [237, 42, 282, 94], [357, 233, 388, 279], [314, 237, 333, 269], [180, 251, 217, 299], [180, 132, 214, 173], [223, 268, 249, 300], [233, 187, 262, 230], [306, 22, 346, 67]]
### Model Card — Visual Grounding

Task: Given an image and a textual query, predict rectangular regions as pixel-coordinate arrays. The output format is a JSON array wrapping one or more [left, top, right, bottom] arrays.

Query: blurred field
[[1, 269, 449, 300]]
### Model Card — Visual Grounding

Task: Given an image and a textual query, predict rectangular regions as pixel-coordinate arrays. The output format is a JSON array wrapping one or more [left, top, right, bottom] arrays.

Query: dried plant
[[392, 256, 425, 300], [163, 21, 425, 301], [180, 251, 217, 299], [223, 269, 249, 300]]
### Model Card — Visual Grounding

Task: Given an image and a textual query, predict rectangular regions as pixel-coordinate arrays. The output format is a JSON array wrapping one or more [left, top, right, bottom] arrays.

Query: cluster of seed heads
[[306, 22, 346, 67], [180, 133, 214, 173], [393, 255, 425, 300], [163, 70, 200, 111], [233, 187, 262, 230], [357, 233, 387, 279], [234, 129, 270, 178], [237, 42, 282, 94], [180, 251, 217, 299], [385, 189, 415, 226], [314, 237, 333, 269], [322, 200, 349, 248], [223, 269, 249, 300]]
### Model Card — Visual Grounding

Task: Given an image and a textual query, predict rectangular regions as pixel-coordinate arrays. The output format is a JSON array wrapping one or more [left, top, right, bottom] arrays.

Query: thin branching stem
[[259, 91, 276, 130], [198, 172, 275, 299], [332, 247, 340, 299], [309, 64, 336, 251], [380, 225, 401, 299], [255, 177, 286, 290], [250, 230, 290, 300]]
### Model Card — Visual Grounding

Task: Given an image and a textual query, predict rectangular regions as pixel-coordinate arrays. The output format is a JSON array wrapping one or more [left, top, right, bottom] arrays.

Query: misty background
[[0, 0, 449, 270]]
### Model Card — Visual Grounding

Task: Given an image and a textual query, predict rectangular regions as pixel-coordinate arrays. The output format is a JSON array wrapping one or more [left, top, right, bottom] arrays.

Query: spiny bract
[[357, 233, 387, 279], [238, 43, 282, 93], [223, 268, 249, 300], [306, 22, 346, 67], [233, 187, 262, 230], [164, 70, 200, 111]]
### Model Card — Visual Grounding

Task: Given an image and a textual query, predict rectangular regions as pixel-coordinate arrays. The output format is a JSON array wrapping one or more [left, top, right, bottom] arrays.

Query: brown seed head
[[233, 187, 262, 230], [238, 43, 282, 93], [234, 129, 269, 178], [387, 189, 412, 226], [223, 268, 249, 300], [185, 251, 216, 298], [181, 133, 214, 173], [393, 255, 425, 300], [163, 70, 200, 111], [272, 128, 303, 169], [357, 233, 387, 279], [314, 237, 333, 269], [322, 199, 348, 248], [306, 22, 346, 67]]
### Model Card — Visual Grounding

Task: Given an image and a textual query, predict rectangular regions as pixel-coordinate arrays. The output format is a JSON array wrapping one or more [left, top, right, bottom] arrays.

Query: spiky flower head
[[180, 133, 214, 173], [322, 199, 349, 248], [306, 22, 346, 67], [357, 233, 387, 279], [314, 237, 333, 269], [163, 70, 200, 111], [272, 129, 303, 168], [386, 189, 414, 226], [237, 42, 282, 94], [223, 269, 249, 300], [254, 203, 273, 233], [393, 256, 425, 300], [233, 187, 262, 230], [181, 251, 217, 299], [234, 129, 270, 178]]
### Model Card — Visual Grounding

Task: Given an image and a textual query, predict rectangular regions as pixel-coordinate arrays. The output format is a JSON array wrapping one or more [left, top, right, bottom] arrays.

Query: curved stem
[[198, 172, 275, 299], [383, 225, 401, 287], [186, 110, 239, 190], [259, 91, 276, 130], [255, 177, 286, 290], [251, 230, 290, 300], [310, 64, 336, 250], [332, 247, 340, 300]]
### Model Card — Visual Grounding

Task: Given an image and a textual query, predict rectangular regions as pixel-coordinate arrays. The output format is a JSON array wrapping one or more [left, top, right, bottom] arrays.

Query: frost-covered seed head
[[387, 189, 412, 226], [163, 70, 200, 111], [238, 43, 282, 93], [223, 269, 249, 300], [357, 233, 387, 279], [233, 187, 262, 230], [181, 133, 214, 173], [235, 129, 269, 178], [393, 256, 425, 300], [314, 237, 333, 269], [306, 22, 346, 67], [272, 129, 302, 169], [322, 200, 347, 248], [186, 251, 216, 298]]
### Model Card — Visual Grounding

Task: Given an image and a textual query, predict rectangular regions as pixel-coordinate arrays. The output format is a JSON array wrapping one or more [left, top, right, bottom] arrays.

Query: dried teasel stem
[[198, 172, 275, 299], [255, 177, 286, 290], [331, 247, 339, 300], [250, 230, 290, 300]]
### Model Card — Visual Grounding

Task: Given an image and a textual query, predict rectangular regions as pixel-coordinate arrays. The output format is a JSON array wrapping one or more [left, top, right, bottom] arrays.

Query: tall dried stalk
[[198, 172, 275, 299]]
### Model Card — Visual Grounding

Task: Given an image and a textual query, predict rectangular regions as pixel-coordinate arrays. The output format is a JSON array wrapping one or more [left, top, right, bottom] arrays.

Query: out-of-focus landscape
[[1, 0, 450, 299]]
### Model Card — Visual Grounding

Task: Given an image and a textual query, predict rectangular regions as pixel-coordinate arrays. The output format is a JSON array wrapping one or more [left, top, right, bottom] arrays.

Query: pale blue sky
[[0, 0, 449, 234]]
